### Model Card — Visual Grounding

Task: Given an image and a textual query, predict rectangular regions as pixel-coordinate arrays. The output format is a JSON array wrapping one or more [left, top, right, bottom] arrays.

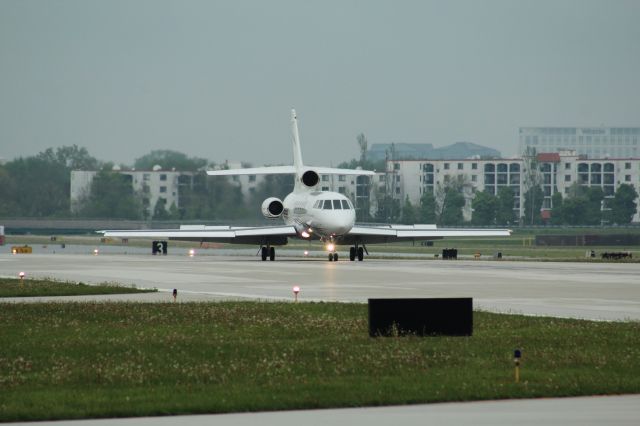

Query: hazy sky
[[1, 0, 639, 167]]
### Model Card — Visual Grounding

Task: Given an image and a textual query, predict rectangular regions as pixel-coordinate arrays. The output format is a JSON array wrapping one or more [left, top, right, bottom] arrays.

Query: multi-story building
[[536, 150, 640, 213], [387, 150, 640, 223], [519, 127, 640, 158], [386, 158, 524, 221], [71, 169, 194, 216]]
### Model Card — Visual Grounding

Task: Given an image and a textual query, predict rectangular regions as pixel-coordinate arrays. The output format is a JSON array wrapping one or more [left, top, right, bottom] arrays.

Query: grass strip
[[0, 278, 156, 298], [0, 301, 638, 421]]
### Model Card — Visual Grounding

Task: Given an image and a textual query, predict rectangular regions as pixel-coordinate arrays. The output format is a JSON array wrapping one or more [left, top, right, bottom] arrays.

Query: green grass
[[0, 278, 156, 298], [0, 302, 638, 421]]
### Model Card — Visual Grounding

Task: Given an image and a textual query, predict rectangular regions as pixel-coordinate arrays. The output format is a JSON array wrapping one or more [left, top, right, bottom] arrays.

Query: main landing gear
[[349, 245, 365, 261], [328, 252, 339, 262], [260, 246, 275, 261]]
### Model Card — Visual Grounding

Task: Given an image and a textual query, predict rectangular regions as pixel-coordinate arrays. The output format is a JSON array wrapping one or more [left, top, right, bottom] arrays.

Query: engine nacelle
[[301, 170, 320, 187], [261, 197, 284, 219]]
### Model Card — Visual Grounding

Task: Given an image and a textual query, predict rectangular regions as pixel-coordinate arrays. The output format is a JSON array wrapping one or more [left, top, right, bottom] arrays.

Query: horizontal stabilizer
[[207, 166, 375, 176]]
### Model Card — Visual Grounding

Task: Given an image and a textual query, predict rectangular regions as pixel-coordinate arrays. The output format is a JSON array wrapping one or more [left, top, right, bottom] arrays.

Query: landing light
[[189, 249, 196, 257], [301, 231, 310, 238], [93, 248, 99, 255], [326, 243, 335, 252], [304, 250, 309, 256]]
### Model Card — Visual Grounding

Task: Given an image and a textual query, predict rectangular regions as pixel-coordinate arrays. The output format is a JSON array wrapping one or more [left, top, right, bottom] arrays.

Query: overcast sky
[[1, 0, 639, 167]]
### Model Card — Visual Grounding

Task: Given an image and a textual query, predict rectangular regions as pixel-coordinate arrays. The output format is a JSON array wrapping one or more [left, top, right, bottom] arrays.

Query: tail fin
[[291, 109, 304, 179]]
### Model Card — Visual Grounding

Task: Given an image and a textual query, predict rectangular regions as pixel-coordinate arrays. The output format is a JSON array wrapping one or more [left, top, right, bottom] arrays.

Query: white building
[[387, 150, 640, 223], [71, 169, 194, 216], [387, 158, 524, 221], [520, 127, 640, 158]]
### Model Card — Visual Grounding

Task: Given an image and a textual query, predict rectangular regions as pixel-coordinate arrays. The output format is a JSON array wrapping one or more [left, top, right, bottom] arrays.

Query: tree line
[[1, 143, 638, 225]]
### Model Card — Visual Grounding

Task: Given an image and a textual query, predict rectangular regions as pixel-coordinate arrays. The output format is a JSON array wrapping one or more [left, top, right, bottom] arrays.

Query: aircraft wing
[[101, 225, 298, 245], [341, 224, 512, 245]]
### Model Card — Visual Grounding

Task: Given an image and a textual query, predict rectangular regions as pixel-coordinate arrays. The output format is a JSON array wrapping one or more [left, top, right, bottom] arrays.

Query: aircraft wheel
[[261, 247, 268, 261], [269, 247, 275, 261], [333, 252, 339, 262], [357, 247, 364, 261], [349, 247, 356, 261], [328, 253, 334, 261]]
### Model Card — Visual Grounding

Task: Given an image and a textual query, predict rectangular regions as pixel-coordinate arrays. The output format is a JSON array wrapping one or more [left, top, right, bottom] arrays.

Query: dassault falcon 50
[[102, 110, 511, 261]]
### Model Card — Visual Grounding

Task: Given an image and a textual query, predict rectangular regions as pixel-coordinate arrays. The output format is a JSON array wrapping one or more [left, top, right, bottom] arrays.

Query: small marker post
[[514, 349, 522, 383], [292, 286, 300, 303], [18, 271, 25, 285], [172, 288, 177, 302]]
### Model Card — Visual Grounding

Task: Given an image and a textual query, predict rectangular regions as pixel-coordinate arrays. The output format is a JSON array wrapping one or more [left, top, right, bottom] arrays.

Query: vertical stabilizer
[[291, 109, 304, 180]]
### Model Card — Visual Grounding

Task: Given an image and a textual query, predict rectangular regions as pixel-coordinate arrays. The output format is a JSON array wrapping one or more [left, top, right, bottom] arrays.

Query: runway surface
[[1, 248, 639, 425], [2, 248, 640, 321]]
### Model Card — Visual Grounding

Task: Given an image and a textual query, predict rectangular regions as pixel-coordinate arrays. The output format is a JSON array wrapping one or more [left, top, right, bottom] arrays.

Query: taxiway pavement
[[2, 250, 639, 321]]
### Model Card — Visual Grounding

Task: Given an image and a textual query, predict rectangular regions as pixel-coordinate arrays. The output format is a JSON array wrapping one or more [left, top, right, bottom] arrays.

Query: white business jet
[[102, 110, 510, 261]]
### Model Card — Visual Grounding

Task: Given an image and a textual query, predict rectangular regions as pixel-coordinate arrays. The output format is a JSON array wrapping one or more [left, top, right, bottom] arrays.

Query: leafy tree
[[471, 190, 497, 226], [374, 195, 400, 223], [584, 186, 604, 225], [179, 173, 249, 220], [357, 133, 368, 164], [418, 191, 437, 223], [79, 171, 142, 219], [39, 145, 100, 170], [610, 184, 638, 224], [134, 150, 207, 171], [495, 187, 515, 225], [0, 166, 20, 216], [550, 192, 564, 224], [5, 156, 71, 217], [439, 188, 465, 226], [400, 196, 417, 224]]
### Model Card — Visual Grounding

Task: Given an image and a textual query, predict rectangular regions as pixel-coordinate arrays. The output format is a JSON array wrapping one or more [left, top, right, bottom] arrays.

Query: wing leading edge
[[101, 225, 297, 245], [341, 224, 512, 245]]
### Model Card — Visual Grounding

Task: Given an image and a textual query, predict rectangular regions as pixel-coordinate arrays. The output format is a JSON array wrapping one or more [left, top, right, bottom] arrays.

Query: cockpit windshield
[[314, 199, 353, 210]]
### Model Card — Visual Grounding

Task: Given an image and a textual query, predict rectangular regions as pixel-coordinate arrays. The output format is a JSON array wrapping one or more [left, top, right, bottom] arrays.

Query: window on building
[[625, 175, 631, 182], [338, 175, 345, 182], [379, 175, 385, 182], [625, 162, 631, 169], [472, 163, 478, 170], [249, 175, 256, 182], [143, 174, 150, 181], [444, 163, 450, 170], [338, 186, 345, 194], [160, 174, 167, 181], [322, 175, 329, 182], [457, 163, 463, 170], [471, 175, 477, 182], [394, 163, 400, 170], [322, 186, 329, 191], [565, 163, 571, 170], [160, 186, 167, 193], [565, 175, 571, 182]]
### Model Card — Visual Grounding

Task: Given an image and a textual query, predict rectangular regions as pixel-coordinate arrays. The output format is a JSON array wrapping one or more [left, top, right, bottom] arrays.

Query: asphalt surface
[[1, 247, 639, 425]]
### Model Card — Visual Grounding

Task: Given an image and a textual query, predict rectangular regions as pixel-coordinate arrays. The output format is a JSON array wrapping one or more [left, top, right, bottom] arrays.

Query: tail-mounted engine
[[301, 170, 319, 188], [261, 197, 284, 219]]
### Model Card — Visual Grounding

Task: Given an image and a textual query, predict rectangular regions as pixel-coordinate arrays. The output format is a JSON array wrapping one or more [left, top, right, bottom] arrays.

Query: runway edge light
[[293, 286, 300, 303]]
